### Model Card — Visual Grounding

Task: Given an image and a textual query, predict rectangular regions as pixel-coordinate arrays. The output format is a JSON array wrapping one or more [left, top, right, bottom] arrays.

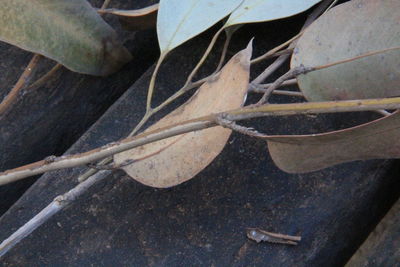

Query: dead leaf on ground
[[264, 111, 400, 173], [114, 42, 252, 188], [292, 0, 400, 101], [98, 4, 158, 31]]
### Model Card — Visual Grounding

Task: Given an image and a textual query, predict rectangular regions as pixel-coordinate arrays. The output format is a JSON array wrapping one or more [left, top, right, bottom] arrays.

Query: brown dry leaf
[[264, 111, 400, 173], [113, 42, 252, 188], [98, 4, 158, 31], [292, 0, 400, 101]]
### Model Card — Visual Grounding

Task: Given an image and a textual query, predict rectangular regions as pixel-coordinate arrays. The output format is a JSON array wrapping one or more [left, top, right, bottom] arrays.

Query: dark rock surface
[[0, 0, 159, 215], [1, 5, 399, 267]]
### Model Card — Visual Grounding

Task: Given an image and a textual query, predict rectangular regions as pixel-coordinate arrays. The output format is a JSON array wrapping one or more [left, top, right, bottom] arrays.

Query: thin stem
[[0, 170, 111, 257], [251, 35, 299, 65], [323, 0, 339, 15], [313, 46, 400, 71], [375, 110, 391, 116], [184, 27, 224, 85], [146, 54, 166, 111], [101, 0, 112, 9], [251, 0, 335, 85], [25, 64, 63, 90], [3, 95, 400, 186], [257, 67, 312, 104], [214, 26, 238, 73], [0, 54, 41, 116], [261, 78, 297, 88]]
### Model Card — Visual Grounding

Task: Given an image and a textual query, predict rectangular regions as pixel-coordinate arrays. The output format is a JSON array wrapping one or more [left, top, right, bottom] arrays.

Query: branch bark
[[2, 96, 400, 186]]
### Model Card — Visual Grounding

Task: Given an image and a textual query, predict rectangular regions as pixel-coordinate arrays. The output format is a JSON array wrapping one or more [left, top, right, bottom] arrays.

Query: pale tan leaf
[[98, 4, 158, 31], [264, 111, 400, 173], [114, 43, 252, 188]]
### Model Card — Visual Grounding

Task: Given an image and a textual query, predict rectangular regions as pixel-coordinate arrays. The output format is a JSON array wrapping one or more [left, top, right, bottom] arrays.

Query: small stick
[[250, 0, 335, 85], [215, 115, 266, 138], [0, 54, 41, 115], [257, 66, 314, 104], [247, 228, 301, 245], [375, 110, 392, 116], [0, 170, 111, 258], [2, 95, 400, 186]]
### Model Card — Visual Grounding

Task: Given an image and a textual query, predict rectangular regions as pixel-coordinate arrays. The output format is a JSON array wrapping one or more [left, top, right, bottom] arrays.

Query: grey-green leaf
[[225, 0, 322, 27], [291, 0, 400, 101], [0, 0, 132, 76], [157, 0, 243, 54]]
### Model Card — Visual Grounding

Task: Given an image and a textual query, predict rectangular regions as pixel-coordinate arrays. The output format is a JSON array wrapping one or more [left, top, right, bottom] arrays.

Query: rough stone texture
[[0, 7, 399, 267], [0, 0, 159, 215]]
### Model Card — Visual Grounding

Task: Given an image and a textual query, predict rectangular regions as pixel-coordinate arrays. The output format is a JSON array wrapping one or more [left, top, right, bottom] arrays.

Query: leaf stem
[[0, 54, 41, 116]]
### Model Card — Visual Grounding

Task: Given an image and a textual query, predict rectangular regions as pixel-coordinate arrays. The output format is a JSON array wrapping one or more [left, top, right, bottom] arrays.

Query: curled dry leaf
[[0, 0, 132, 76], [114, 42, 252, 188], [264, 111, 400, 173], [292, 0, 400, 101], [98, 4, 159, 31]]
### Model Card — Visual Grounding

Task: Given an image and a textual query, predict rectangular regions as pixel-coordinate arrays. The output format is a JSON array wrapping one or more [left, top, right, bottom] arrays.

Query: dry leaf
[[114, 42, 252, 188], [98, 4, 158, 31], [292, 0, 400, 101], [264, 112, 400, 173]]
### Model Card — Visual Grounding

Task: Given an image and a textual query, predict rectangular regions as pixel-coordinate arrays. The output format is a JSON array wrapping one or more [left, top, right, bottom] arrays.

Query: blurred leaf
[[292, 0, 400, 101], [265, 112, 400, 173], [157, 0, 243, 54], [98, 4, 159, 31], [225, 0, 322, 27], [114, 42, 252, 188], [0, 0, 132, 76]]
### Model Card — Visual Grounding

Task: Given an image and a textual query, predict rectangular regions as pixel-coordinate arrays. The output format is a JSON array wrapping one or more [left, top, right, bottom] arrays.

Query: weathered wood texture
[[0, 0, 159, 215], [346, 197, 400, 267], [0, 8, 399, 267]]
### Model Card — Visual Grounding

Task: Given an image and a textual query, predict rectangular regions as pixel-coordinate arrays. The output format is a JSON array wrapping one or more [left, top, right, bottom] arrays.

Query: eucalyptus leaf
[[0, 0, 132, 76], [292, 0, 400, 101], [265, 111, 400, 173], [114, 43, 252, 188], [157, 0, 243, 54], [225, 0, 322, 27]]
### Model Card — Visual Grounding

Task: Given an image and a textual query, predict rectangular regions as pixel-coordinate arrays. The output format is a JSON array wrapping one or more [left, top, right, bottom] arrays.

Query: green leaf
[[0, 0, 132, 76], [265, 111, 400, 173], [157, 0, 243, 54], [225, 0, 322, 27], [292, 0, 400, 101]]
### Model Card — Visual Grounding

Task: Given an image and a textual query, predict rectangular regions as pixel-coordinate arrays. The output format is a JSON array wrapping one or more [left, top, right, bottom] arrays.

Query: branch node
[[44, 155, 58, 164]]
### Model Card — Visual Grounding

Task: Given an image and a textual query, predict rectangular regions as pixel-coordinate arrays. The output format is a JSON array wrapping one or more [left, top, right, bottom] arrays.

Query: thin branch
[[215, 115, 266, 138], [101, 0, 112, 10], [260, 78, 297, 88], [375, 110, 392, 116], [25, 64, 63, 90], [3, 95, 400, 186], [253, 89, 304, 98], [313, 46, 400, 71], [250, 35, 299, 65], [257, 67, 313, 104], [248, 78, 298, 94], [250, 0, 335, 85], [0, 54, 41, 115], [0, 170, 111, 258], [214, 27, 236, 73]]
